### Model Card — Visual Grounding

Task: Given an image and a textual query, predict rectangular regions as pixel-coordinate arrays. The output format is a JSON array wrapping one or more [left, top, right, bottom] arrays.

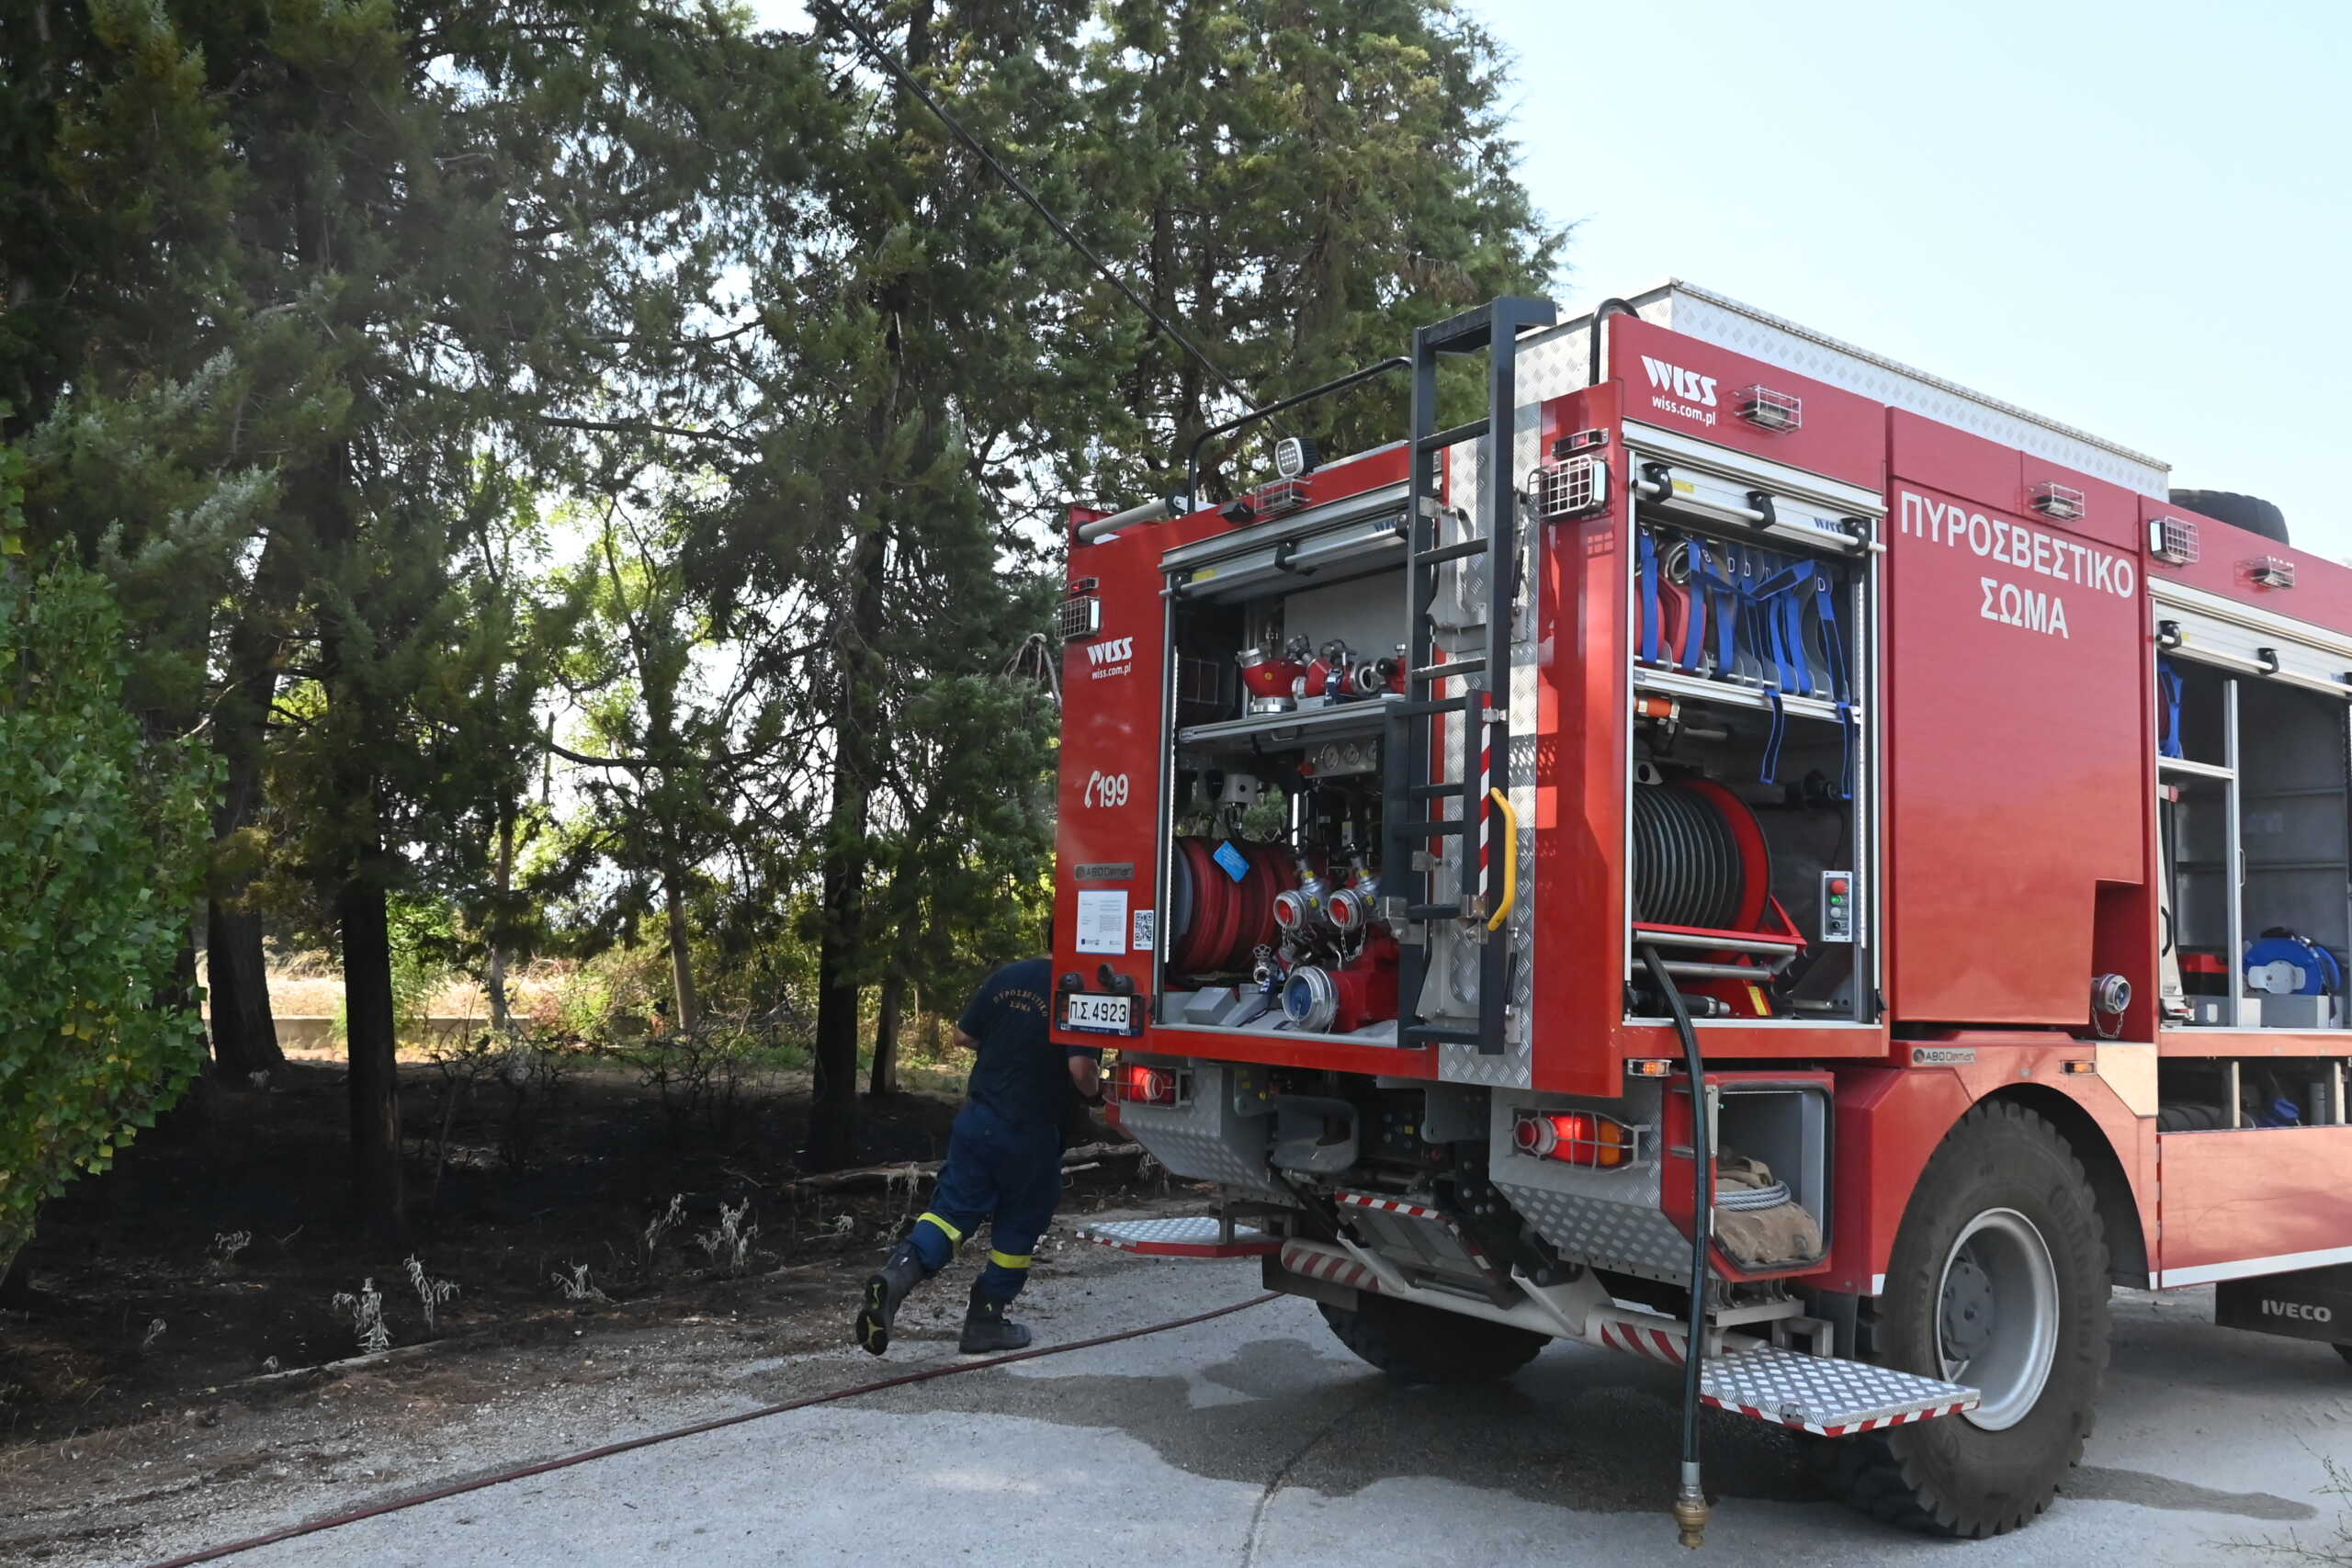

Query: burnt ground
[[0, 1056, 1155, 1456]]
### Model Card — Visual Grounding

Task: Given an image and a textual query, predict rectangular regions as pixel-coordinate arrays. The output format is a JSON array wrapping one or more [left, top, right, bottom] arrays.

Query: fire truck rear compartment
[[1060, 287, 2352, 1540]]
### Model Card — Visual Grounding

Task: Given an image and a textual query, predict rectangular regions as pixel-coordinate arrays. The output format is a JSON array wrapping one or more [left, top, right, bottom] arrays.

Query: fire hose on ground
[[136, 1293, 1279, 1568]]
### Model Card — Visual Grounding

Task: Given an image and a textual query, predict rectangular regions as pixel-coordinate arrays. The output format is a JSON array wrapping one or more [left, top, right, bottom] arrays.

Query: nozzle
[[1673, 1482, 1710, 1551]]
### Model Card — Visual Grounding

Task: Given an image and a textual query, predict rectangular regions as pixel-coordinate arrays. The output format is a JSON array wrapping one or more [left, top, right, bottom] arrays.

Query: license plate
[[1065, 993, 1131, 1033]]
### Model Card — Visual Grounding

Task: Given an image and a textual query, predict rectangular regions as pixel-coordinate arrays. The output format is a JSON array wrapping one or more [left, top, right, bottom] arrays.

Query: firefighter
[[855, 944, 1102, 1355]]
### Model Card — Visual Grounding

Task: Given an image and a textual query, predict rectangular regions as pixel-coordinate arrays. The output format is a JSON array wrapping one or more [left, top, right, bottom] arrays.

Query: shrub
[[0, 542, 217, 1279]]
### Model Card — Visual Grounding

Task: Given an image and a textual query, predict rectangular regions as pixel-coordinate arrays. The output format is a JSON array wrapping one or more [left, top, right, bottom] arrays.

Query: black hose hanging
[[1639, 943, 1713, 1551]]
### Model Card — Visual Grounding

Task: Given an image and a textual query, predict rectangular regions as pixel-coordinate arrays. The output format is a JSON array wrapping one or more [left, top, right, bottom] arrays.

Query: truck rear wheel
[[1317, 1295, 1548, 1385], [1814, 1100, 2109, 1537]]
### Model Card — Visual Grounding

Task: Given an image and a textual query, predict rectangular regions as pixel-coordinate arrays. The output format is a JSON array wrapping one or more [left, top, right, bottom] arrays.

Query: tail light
[[1111, 1062, 1186, 1107], [1512, 1110, 1633, 1168]]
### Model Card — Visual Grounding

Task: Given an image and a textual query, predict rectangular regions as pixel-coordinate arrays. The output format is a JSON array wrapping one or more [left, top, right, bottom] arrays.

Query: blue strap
[[1760, 687, 1787, 785], [1639, 526, 1662, 667], [1678, 544, 1706, 673], [2157, 658, 2185, 759], [1836, 699, 1854, 800], [1810, 573, 1849, 704], [1693, 545, 1738, 679]]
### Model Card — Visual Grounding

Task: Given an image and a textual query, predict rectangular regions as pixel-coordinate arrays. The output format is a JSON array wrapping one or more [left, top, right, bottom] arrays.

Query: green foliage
[[0, 552, 218, 1275], [0, 0, 1565, 1190]]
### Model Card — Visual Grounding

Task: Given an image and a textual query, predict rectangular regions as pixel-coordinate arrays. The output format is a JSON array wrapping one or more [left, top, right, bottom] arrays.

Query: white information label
[[1132, 908, 1156, 951], [1075, 889, 1128, 954]]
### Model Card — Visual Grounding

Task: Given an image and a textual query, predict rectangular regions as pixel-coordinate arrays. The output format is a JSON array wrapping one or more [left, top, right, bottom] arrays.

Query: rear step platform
[[1078, 1215, 1279, 1258], [1703, 1343, 1979, 1436], [1596, 1316, 1976, 1435]]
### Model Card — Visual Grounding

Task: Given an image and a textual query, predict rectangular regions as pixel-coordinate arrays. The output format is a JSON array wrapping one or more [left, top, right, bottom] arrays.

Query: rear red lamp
[[1111, 1063, 1185, 1106], [1512, 1110, 1633, 1168]]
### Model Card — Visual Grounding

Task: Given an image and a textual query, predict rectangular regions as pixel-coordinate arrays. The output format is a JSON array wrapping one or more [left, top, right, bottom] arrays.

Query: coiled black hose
[[1632, 784, 1746, 929]]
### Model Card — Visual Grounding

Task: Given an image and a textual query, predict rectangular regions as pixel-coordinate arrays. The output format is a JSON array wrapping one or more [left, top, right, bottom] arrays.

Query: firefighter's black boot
[[958, 1289, 1032, 1354], [855, 1241, 928, 1356]]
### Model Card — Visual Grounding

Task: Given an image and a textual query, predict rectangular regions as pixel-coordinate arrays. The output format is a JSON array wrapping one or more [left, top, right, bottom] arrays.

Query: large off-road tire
[[1317, 1294, 1548, 1385], [1814, 1100, 2110, 1537], [2169, 488, 2290, 545]]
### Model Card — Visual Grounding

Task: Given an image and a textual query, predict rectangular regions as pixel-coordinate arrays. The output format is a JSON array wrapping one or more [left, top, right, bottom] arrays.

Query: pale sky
[[752, 0, 2346, 554], [1475, 0, 2350, 556]]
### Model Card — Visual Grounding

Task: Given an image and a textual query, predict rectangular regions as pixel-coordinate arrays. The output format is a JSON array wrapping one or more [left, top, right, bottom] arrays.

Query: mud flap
[[2214, 1264, 2352, 1343]]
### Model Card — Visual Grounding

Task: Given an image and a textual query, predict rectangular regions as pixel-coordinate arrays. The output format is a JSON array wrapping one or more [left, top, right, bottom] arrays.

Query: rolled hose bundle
[[1167, 838, 1295, 974]]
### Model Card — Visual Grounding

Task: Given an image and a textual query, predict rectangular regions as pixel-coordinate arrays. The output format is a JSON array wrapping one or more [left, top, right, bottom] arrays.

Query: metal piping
[[1589, 297, 1645, 389], [1074, 493, 1178, 545]]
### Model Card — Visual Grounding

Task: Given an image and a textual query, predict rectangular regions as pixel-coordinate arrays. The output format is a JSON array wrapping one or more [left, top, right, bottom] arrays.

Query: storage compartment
[[1157, 550, 1409, 1043], [1625, 515, 1875, 1024], [2156, 653, 2352, 1030], [2159, 1056, 2348, 1131], [1713, 1080, 1831, 1270]]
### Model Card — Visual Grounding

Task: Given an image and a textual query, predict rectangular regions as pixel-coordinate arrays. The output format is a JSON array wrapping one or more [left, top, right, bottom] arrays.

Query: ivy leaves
[[0, 545, 216, 1271]]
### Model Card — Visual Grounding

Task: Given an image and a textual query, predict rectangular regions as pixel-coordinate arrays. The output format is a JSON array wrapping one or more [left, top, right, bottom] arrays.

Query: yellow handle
[[1487, 787, 1518, 931]]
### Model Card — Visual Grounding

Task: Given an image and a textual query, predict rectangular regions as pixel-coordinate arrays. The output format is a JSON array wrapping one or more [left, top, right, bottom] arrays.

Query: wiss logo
[[1085, 636, 1135, 680], [1641, 355, 1718, 408]]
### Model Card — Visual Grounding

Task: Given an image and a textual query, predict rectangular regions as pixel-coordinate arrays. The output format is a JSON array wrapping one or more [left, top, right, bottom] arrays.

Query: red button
[[1828, 877, 1849, 895]]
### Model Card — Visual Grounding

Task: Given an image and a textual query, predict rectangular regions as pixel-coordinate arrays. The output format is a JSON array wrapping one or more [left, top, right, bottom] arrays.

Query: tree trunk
[[207, 903, 283, 1076], [869, 969, 905, 1098], [0, 1243, 33, 1308], [805, 522, 888, 1171], [484, 805, 514, 1032], [341, 866, 405, 1244], [662, 864, 699, 1033], [206, 538, 290, 1077]]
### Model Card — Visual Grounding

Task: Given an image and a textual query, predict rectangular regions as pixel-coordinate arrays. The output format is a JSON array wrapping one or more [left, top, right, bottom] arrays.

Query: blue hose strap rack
[[1636, 524, 1855, 793]]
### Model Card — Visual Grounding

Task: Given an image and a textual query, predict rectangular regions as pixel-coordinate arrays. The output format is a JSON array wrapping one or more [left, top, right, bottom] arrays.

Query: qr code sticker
[[1132, 909, 1156, 951]]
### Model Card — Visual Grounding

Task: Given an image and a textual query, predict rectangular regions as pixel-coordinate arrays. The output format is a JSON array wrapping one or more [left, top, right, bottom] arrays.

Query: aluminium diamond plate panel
[[1078, 1215, 1277, 1258], [1700, 1344, 1978, 1436], [1497, 1180, 1697, 1283], [1114, 1062, 1296, 1205]]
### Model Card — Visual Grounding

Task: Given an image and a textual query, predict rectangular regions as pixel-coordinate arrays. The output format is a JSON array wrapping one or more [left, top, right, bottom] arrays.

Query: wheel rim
[[1937, 1207, 2059, 1431]]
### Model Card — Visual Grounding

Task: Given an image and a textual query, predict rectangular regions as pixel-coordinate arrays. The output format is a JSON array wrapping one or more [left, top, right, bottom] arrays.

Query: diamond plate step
[[1596, 1319, 1978, 1436], [1706, 1344, 1978, 1436], [1077, 1215, 1277, 1258]]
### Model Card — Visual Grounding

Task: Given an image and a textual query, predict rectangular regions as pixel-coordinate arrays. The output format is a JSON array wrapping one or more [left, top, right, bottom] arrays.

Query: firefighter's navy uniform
[[856, 957, 1102, 1353]]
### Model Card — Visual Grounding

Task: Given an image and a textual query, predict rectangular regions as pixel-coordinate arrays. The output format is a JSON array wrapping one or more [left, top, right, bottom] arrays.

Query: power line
[[808, 0, 1259, 415]]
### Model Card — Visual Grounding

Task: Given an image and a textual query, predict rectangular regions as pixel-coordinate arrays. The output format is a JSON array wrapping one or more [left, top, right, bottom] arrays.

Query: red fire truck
[[1050, 281, 2352, 1541]]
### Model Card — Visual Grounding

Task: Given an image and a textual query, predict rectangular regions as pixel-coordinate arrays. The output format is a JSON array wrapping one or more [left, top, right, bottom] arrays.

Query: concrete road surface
[[225, 1247, 2349, 1568]]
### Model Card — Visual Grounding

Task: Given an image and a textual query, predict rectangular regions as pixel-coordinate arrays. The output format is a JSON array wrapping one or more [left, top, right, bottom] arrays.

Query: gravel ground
[[7, 1213, 2350, 1568]]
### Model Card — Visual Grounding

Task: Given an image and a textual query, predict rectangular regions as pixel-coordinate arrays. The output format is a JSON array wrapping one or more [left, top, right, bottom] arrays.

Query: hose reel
[[1630, 779, 1770, 931]]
